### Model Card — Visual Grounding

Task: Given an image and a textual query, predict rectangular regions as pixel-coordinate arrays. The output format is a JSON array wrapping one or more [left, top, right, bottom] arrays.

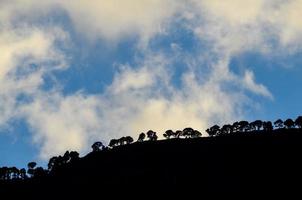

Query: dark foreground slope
[[2, 129, 302, 196]]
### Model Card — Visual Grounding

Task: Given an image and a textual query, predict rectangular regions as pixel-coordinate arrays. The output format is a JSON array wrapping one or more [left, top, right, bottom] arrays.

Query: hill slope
[[1, 128, 302, 196]]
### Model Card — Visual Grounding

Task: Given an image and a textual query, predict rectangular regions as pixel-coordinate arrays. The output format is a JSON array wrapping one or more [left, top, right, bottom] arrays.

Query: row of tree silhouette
[[103, 129, 201, 150], [206, 116, 302, 137], [1, 116, 301, 181], [0, 162, 47, 181], [0, 151, 80, 181]]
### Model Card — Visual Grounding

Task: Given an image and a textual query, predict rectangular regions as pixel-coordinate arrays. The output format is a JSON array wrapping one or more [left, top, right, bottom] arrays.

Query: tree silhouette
[[49, 156, 65, 172], [274, 119, 284, 129], [192, 130, 202, 138], [0, 167, 5, 180], [182, 128, 194, 138], [5, 168, 10, 180], [27, 162, 37, 177], [221, 124, 232, 135], [92, 141, 104, 152], [206, 125, 220, 137], [232, 122, 240, 133], [137, 133, 146, 142], [238, 121, 249, 132], [34, 167, 47, 178], [1, 167, 9, 180], [62, 151, 72, 163], [27, 162, 37, 169], [48, 157, 58, 172], [295, 116, 302, 128], [109, 139, 118, 148], [174, 130, 182, 138], [3, 115, 302, 184], [5, 167, 11, 180], [118, 137, 126, 145], [2, 164, 36, 179], [19, 168, 27, 179], [125, 136, 134, 144], [154, 134, 158, 141], [146, 130, 158, 141], [69, 151, 80, 162], [263, 121, 273, 131], [251, 120, 263, 131], [284, 119, 295, 129], [110, 136, 134, 146], [11, 167, 19, 179], [163, 130, 174, 139]]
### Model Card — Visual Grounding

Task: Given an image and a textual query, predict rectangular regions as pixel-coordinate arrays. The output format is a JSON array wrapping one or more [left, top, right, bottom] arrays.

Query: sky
[[1, 0, 302, 168]]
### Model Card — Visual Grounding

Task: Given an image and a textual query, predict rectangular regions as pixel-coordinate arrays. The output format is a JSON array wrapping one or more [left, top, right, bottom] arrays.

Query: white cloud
[[110, 66, 155, 94], [103, 54, 250, 140], [242, 70, 273, 99], [191, 0, 302, 55], [3, 0, 302, 161], [197, 0, 264, 25], [3, 0, 302, 50], [58, 0, 181, 45], [16, 53, 248, 159], [0, 25, 67, 128], [0, 0, 181, 46], [272, 0, 302, 49], [20, 92, 102, 159]]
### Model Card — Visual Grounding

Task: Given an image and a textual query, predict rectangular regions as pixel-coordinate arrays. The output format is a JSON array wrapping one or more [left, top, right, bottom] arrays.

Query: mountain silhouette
[[1, 117, 302, 197]]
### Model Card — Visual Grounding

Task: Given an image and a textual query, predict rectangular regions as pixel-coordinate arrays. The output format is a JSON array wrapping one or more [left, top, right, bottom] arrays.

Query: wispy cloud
[[242, 70, 273, 99], [20, 52, 248, 159], [0, 25, 67, 127], [1, 1, 302, 160]]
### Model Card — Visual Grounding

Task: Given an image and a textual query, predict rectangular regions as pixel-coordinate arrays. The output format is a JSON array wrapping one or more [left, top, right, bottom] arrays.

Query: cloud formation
[[58, 0, 181, 45], [2, 1, 302, 160], [0, 25, 67, 127], [192, 0, 302, 54]]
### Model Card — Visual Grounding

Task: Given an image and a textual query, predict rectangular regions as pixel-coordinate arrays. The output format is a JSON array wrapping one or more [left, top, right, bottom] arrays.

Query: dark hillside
[[1, 128, 302, 197]]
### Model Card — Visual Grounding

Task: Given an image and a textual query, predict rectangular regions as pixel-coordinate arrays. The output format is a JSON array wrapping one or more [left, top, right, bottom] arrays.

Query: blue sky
[[1, 0, 302, 168]]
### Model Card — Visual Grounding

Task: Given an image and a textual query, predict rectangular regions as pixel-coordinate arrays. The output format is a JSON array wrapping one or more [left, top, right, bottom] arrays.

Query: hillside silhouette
[[1, 117, 302, 197]]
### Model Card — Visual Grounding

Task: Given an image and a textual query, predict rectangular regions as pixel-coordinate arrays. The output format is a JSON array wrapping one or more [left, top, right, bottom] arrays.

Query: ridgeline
[[1, 117, 302, 197]]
